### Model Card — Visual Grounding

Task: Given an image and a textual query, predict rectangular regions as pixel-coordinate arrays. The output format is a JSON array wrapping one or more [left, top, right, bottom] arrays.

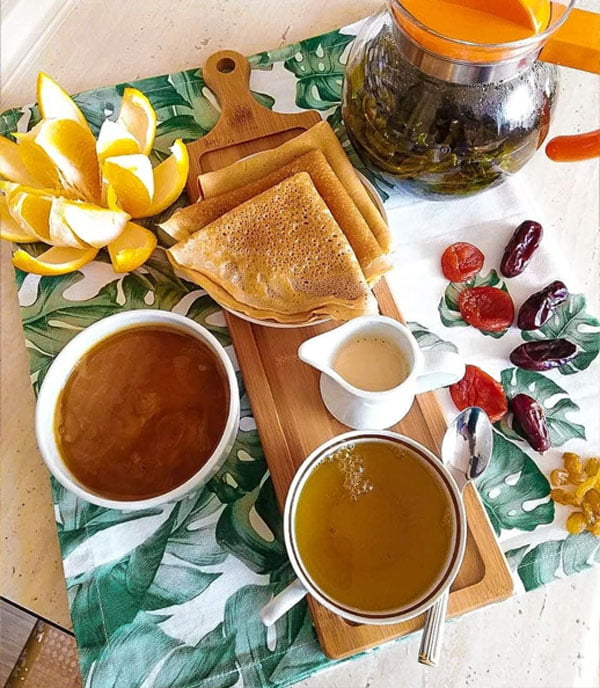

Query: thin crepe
[[161, 150, 390, 284], [196, 121, 392, 254], [167, 172, 378, 322]]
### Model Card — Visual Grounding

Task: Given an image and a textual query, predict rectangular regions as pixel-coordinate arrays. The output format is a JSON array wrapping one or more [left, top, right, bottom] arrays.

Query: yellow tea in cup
[[294, 439, 456, 613]]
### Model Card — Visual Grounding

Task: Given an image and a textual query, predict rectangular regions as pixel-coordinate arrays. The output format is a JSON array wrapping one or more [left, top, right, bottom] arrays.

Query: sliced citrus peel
[[96, 120, 140, 162], [37, 72, 89, 129], [51, 197, 130, 248], [12, 245, 98, 275], [102, 153, 154, 217], [108, 221, 157, 273], [0, 196, 38, 242], [117, 88, 156, 156], [142, 139, 189, 217]]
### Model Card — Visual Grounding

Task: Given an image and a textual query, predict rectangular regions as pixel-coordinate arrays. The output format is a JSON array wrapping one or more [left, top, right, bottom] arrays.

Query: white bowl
[[35, 310, 240, 510]]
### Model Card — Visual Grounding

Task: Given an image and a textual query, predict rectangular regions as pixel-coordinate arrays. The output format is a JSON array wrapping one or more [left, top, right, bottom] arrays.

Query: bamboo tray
[[185, 49, 514, 660]]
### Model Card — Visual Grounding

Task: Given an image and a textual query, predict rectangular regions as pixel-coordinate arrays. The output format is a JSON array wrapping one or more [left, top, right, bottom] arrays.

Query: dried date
[[517, 280, 569, 330], [500, 220, 543, 277], [509, 339, 577, 370], [511, 393, 550, 453]]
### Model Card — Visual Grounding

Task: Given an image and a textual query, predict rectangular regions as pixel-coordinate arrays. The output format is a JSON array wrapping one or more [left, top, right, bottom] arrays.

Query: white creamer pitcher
[[298, 315, 465, 429]]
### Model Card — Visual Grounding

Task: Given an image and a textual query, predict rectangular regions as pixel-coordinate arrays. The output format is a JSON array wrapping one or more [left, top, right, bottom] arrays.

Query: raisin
[[582, 489, 600, 514], [500, 220, 543, 278], [566, 512, 587, 535], [550, 469, 570, 487], [441, 243, 484, 282], [517, 281, 569, 330], [509, 339, 577, 371], [551, 488, 575, 506], [585, 458, 600, 477], [458, 286, 514, 332], [563, 452, 583, 474], [511, 394, 550, 453], [589, 521, 600, 537], [449, 364, 508, 422]]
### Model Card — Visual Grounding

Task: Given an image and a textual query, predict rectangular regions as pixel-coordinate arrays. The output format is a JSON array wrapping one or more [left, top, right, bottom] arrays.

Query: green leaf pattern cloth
[[2, 17, 599, 688]]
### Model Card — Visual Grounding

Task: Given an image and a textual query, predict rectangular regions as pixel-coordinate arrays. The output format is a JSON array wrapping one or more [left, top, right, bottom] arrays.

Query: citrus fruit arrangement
[[0, 73, 189, 275]]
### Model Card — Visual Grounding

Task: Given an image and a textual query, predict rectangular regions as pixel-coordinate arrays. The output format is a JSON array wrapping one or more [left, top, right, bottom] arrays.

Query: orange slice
[[19, 119, 101, 202], [12, 245, 98, 275], [37, 72, 89, 128], [116, 88, 156, 156], [102, 154, 154, 217], [10, 135, 63, 190], [141, 139, 189, 217], [0, 135, 42, 187], [6, 189, 55, 243], [96, 120, 140, 162], [0, 196, 38, 242], [107, 221, 157, 273], [51, 197, 130, 248]]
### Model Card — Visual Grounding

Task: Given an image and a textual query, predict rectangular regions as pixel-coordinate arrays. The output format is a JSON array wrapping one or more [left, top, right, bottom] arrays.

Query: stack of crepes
[[164, 121, 392, 324]]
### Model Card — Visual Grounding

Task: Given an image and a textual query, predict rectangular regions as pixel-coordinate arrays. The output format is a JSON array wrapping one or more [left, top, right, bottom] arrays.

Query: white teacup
[[298, 315, 465, 429], [260, 430, 467, 627]]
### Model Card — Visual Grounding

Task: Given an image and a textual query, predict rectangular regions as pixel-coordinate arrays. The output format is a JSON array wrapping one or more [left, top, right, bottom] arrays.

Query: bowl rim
[[283, 429, 467, 625], [35, 309, 240, 510]]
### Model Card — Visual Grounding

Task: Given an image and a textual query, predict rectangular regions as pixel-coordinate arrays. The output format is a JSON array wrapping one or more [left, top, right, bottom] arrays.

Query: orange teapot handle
[[539, 9, 600, 162], [546, 130, 600, 162]]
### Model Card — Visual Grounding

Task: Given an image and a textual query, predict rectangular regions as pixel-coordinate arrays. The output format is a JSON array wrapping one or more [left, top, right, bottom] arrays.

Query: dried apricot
[[441, 242, 484, 282], [566, 512, 587, 535], [582, 489, 600, 515], [449, 364, 508, 423], [458, 286, 514, 332]]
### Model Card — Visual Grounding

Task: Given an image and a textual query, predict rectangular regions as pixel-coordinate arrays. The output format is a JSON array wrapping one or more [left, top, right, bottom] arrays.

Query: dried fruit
[[551, 453, 600, 537], [458, 286, 514, 332], [517, 280, 569, 330], [500, 220, 543, 277], [550, 469, 570, 486], [441, 242, 484, 282], [511, 394, 550, 453], [566, 512, 587, 535], [449, 365, 508, 422], [551, 488, 577, 506], [509, 339, 577, 371], [563, 452, 582, 475]]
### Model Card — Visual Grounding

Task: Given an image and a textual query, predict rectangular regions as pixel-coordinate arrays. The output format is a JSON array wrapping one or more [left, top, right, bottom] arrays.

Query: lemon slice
[[0, 196, 38, 242], [102, 153, 154, 217], [20, 119, 101, 203], [0, 135, 42, 187], [116, 88, 156, 156], [12, 245, 98, 275], [96, 120, 140, 162], [37, 72, 89, 128], [141, 139, 189, 218], [51, 197, 130, 248], [6, 189, 55, 243], [108, 221, 157, 273]]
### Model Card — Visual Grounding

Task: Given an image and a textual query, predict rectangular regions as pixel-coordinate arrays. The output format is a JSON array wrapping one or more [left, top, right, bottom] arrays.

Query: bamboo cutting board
[[186, 49, 514, 659]]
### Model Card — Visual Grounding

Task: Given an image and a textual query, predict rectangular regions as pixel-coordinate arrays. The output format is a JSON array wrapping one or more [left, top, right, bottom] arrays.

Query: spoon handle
[[418, 589, 449, 667]]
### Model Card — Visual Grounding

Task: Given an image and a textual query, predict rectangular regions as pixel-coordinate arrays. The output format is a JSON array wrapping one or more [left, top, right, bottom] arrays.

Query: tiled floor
[[0, 600, 81, 688]]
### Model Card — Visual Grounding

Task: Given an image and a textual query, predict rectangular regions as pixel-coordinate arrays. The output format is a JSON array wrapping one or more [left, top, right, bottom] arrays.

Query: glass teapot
[[342, 0, 600, 199]]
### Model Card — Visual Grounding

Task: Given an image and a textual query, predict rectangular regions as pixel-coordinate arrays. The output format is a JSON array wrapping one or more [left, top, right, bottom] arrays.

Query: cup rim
[[283, 430, 467, 625], [35, 309, 240, 510]]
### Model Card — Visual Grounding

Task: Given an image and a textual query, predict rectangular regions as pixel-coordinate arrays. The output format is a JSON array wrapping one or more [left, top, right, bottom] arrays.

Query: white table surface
[[1, 1, 598, 687]]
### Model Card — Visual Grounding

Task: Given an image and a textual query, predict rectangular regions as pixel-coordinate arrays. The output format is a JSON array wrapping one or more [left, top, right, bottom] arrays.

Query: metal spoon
[[418, 406, 494, 667]]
